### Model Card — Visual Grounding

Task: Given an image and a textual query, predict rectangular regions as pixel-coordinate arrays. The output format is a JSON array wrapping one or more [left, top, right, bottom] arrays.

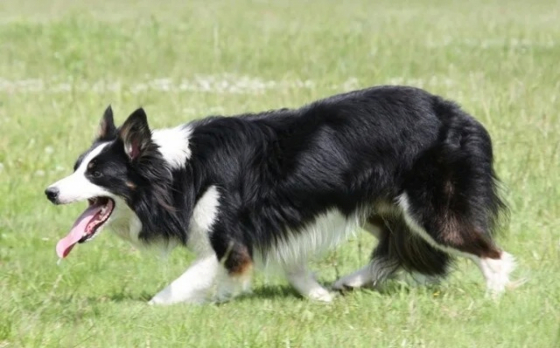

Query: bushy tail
[[433, 97, 508, 237]]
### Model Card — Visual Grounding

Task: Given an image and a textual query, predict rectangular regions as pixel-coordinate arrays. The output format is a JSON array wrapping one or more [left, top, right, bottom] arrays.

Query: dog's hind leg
[[285, 264, 335, 302], [397, 116, 514, 295], [398, 193, 514, 295], [332, 216, 400, 290]]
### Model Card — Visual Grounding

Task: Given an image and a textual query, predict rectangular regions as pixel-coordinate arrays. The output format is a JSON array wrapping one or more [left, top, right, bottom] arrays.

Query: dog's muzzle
[[45, 187, 60, 204]]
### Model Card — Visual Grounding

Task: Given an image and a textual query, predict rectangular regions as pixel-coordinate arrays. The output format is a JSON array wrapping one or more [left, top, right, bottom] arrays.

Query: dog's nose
[[45, 187, 59, 203]]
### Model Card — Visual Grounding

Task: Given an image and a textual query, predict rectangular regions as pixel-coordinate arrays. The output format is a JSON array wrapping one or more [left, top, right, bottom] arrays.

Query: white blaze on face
[[47, 141, 128, 259], [47, 142, 112, 204]]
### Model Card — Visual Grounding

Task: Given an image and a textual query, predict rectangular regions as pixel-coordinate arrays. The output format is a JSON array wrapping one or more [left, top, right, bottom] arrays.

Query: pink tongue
[[56, 204, 103, 259]]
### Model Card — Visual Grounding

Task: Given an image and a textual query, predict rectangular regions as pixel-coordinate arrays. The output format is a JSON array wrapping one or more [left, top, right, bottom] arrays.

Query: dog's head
[[45, 106, 160, 258]]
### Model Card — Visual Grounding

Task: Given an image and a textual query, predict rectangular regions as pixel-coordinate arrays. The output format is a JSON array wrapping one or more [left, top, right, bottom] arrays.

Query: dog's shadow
[[236, 285, 301, 302], [82, 290, 153, 303], [234, 280, 427, 303], [85, 279, 435, 305], [83, 286, 300, 304]]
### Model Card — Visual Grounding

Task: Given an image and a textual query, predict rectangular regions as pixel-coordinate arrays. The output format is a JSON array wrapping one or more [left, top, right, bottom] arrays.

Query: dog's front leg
[[148, 255, 220, 305]]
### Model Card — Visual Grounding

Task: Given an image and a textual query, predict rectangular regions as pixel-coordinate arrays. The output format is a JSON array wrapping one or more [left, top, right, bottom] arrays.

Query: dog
[[45, 85, 515, 304]]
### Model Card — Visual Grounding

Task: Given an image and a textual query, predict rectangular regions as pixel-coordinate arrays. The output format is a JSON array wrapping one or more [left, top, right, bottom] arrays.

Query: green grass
[[1, 0, 559, 346]]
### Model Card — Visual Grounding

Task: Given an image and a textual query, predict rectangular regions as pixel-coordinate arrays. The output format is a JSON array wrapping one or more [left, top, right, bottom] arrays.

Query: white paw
[[332, 265, 374, 291], [148, 287, 173, 305], [148, 296, 168, 306], [148, 290, 180, 306], [332, 274, 367, 290], [148, 288, 206, 305], [307, 287, 335, 302]]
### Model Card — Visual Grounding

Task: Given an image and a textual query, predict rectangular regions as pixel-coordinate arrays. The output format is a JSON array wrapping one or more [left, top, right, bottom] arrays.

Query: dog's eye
[[92, 171, 102, 178]]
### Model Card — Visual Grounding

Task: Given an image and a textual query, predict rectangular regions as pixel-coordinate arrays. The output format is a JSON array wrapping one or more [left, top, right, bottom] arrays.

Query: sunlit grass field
[[1, 0, 559, 346]]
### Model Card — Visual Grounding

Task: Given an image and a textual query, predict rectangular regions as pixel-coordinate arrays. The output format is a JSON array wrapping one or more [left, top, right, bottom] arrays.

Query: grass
[[1, 0, 559, 346]]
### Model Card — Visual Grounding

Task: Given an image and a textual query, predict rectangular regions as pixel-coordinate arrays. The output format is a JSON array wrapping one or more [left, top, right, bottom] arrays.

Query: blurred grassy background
[[0, 0, 559, 347]]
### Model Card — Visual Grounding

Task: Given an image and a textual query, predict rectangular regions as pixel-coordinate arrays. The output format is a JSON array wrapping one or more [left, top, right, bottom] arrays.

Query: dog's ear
[[98, 105, 117, 140], [119, 107, 151, 161]]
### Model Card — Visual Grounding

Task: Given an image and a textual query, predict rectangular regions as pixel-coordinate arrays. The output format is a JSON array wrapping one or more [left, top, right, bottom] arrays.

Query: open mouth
[[56, 197, 115, 259], [79, 197, 115, 242]]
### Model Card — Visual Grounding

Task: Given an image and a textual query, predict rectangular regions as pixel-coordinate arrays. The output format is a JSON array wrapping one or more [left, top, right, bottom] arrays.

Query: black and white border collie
[[45, 86, 514, 305]]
